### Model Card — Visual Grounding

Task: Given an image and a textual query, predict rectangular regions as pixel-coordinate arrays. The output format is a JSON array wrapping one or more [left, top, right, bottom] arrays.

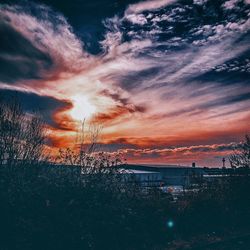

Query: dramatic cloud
[[0, 88, 72, 130], [98, 0, 250, 127], [0, 3, 92, 86]]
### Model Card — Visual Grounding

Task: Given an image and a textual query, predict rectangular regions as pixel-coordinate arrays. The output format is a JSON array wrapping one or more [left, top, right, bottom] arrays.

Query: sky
[[0, 0, 249, 167]]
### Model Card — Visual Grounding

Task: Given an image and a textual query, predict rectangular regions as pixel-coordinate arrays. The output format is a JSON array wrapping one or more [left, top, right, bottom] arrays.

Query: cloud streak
[[126, 0, 177, 14]]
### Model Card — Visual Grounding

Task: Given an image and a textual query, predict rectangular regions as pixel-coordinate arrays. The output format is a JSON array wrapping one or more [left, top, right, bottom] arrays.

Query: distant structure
[[33, 163, 250, 193], [192, 162, 196, 168], [119, 164, 206, 189], [222, 158, 226, 169]]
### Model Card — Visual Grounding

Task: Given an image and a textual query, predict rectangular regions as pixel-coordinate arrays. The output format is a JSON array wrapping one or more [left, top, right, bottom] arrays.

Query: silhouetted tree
[[229, 134, 250, 168], [0, 96, 46, 166], [56, 119, 123, 172]]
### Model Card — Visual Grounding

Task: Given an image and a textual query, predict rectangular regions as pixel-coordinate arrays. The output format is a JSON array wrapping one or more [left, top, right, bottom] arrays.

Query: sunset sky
[[0, 0, 249, 167]]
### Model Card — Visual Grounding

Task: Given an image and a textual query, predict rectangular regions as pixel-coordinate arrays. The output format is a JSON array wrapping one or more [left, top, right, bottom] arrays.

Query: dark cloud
[[158, 92, 250, 118], [100, 88, 148, 110], [191, 48, 250, 86], [117, 67, 163, 91], [97, 89, 147, 123], [0, 19, 52, 83], [213, 92, 250, 106], [0, 89, 72, 129], [92, 103, 146, 124], [99, 89, 132, 106]]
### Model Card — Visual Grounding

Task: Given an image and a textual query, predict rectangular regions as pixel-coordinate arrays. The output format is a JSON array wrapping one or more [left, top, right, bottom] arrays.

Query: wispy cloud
[[107, 142, 240, 166], [98, 0, 250, 126], [126, 0, 178, 14]]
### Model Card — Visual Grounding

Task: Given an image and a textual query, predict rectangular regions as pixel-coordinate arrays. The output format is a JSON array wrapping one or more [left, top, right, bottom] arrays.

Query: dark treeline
[[0, 97, 250, 250]]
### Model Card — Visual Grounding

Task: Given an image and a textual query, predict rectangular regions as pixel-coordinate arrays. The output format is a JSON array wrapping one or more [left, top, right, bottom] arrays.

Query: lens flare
[[167, 220, 174, 228]]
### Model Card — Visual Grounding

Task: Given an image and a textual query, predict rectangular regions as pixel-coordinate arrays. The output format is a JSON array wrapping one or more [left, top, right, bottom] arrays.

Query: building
[[118, 164, 250, 190], [119, 164, 205, 189]]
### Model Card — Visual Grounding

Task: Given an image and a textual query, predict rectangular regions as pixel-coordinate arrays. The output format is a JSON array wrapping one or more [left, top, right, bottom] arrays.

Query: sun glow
[[70, 94, 96, 120]]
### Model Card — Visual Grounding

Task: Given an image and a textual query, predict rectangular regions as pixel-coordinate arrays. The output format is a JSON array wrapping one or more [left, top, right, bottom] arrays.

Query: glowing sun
[[70, 94, 96, 120]]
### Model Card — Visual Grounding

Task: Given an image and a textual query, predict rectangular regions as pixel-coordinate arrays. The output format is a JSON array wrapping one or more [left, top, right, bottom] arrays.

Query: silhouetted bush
[[0, 163, 172, 250]]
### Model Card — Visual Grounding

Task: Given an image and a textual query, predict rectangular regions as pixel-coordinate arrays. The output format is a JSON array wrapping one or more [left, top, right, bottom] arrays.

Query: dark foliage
[[0, 95, 46, 166], [230, 135, 250, 168], [0, 164, 172, 250], [0, 163, 250, 250]]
